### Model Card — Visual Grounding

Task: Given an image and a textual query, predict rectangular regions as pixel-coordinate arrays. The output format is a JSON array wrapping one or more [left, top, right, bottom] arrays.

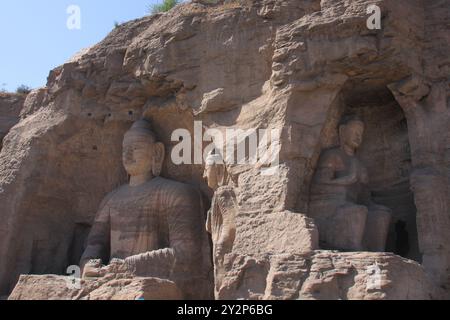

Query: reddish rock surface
[[1, 0, 449, 300]]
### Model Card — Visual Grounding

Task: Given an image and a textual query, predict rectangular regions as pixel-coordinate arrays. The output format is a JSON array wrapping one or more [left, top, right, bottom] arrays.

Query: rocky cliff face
[[1, 0, 449, 300], [0, 93, 26, 150]]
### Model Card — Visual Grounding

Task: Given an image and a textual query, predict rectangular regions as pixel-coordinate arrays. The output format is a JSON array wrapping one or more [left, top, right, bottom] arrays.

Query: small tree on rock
[[16, 85, 32, 95], [149, 0, 181, 14]]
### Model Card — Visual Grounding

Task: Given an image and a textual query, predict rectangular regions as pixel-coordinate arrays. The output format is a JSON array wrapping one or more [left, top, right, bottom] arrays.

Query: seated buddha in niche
[[80, 119, 212, 299], [309, 115, 392, 252]]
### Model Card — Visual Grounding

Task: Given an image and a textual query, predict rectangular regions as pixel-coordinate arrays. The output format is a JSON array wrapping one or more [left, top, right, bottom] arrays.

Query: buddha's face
[[203, 164, 218, 190], [122, 133, 154, 177], [340, 120, 364, 150]]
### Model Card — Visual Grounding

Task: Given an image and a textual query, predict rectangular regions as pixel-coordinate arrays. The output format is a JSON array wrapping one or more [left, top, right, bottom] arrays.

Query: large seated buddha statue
[[80, 119, 212, 299]]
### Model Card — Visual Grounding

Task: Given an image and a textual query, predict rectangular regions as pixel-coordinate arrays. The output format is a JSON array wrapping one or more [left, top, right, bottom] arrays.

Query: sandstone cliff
[[0, 93, 27, 150], [1, 0, 449, 300]]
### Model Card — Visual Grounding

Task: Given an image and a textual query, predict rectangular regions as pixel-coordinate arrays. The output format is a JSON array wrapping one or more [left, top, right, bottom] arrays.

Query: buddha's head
[[203, 150, 226, 190], [339, 115, 365, 151], [122, 119, 165, 179]]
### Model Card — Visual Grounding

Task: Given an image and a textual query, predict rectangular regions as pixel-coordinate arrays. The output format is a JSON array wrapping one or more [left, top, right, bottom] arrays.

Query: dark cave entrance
[[341, 85, 421, 262], [394, 220, 410, 258], [68, 223, 92, 267]]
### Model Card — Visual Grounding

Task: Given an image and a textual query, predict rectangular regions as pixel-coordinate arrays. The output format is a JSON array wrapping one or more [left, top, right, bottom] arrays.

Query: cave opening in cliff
[[68, 223, 92, 267], [341, 85, 421, 262]]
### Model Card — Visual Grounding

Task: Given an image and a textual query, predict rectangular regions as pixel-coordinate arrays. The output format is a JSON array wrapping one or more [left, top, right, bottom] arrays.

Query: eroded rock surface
[[9, 274, 183, 300], [1, 0, 449, 300], [218, 251, 440, 300], [0, 93, 26, 149]]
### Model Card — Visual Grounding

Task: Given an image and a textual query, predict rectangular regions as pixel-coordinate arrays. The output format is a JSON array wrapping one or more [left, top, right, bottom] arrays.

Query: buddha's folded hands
[[124, 248, 176, 278]]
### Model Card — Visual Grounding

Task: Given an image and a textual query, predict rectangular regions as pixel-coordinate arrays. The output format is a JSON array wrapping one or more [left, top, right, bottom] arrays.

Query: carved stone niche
[[346, 90, 420, 262], [309, 86, 420, 261]]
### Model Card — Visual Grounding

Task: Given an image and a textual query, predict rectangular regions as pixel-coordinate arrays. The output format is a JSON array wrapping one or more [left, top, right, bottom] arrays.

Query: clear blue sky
[[0, 0, 181, 92]]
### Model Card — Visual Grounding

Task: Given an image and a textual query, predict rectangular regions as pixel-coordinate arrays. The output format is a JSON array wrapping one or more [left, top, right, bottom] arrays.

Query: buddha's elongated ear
[[152, 142, 165, 177]]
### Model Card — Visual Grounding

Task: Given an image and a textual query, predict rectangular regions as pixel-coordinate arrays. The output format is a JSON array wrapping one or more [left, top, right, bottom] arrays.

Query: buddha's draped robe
[[80, 177, 203, 280]]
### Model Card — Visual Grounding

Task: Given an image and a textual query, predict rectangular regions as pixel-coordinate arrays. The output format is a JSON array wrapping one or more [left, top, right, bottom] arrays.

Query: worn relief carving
[[309, 115, 392, 251], [203, 151, 238, 295]]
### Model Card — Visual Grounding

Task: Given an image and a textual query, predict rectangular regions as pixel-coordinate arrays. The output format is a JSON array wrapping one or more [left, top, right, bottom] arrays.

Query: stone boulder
[[9, 274, 183, 300], [219, 251, 441, 300]]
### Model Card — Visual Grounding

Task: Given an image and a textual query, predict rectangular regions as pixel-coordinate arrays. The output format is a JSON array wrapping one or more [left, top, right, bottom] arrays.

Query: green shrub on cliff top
[[150, 0, 181, 14], [16, 85, 31, 95]]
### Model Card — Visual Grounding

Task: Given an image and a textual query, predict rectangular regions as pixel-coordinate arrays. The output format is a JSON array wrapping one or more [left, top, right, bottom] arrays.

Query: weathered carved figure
[[309, 115, 392, 251], [203, 151, 237, 295], [80, 119, 212, 299]]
